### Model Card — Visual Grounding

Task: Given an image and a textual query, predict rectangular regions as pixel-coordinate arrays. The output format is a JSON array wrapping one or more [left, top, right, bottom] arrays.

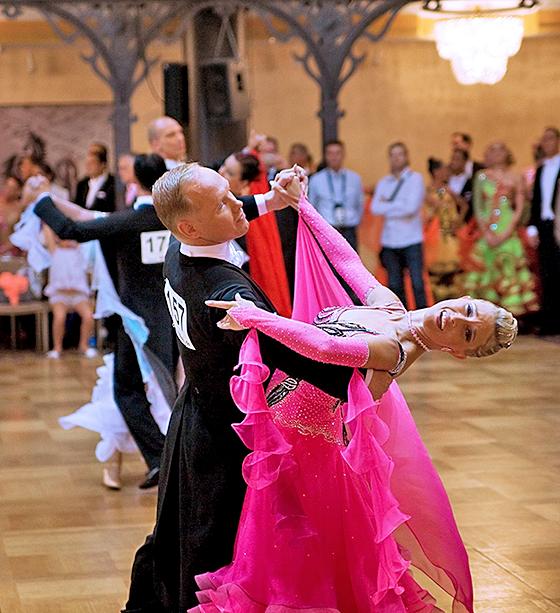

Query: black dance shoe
[[139, 467, 160, 490]]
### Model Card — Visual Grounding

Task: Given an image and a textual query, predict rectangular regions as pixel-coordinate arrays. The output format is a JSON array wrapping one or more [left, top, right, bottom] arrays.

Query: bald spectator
[[147, 116, 187, 170]]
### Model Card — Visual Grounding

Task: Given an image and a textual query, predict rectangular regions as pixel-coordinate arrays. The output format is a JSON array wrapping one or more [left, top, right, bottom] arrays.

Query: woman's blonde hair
[[465, 305, 518, 358]]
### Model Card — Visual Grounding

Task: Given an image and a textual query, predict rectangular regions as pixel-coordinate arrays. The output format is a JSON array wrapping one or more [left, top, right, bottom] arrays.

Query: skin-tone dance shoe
[[102, 451, 123, 490], [138, 466, 160, 490]]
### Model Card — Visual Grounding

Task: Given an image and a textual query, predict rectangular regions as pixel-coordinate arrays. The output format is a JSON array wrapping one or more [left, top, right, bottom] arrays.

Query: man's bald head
[[147, 116, 187, 163]]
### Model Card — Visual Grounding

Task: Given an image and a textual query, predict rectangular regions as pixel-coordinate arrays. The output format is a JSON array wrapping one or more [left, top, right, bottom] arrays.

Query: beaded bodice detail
[[265, 304, 405, 445]]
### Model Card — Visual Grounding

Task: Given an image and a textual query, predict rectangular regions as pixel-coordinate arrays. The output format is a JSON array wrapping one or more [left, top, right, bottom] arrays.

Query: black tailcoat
[[125, 206, 353, 612]]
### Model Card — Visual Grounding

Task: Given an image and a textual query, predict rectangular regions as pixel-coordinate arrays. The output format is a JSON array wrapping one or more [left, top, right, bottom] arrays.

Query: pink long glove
[[228, 303, 370, 368], [299, 194, 380, 305]]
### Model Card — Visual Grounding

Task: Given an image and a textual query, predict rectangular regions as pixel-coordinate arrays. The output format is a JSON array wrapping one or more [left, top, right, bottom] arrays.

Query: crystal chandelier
[[423, 0, 539, 86]]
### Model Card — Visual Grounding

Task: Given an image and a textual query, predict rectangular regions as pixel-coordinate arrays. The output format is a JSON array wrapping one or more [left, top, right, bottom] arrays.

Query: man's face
[[153, 118, 187, 162], [178, 167, 249, 245], [289, 146, 309, 168], [389, 146, 408, 173], [541, 129, 560, 158], [118, 155, 135, 184], [449, 150, 467, 174], [451, 134, 470, 153], [325, 144, 344, 171], [85, 151, 105, 178]]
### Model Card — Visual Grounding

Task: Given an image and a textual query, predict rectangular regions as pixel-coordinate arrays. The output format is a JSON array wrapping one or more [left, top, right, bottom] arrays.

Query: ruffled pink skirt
[[189, 331, 473, 612]]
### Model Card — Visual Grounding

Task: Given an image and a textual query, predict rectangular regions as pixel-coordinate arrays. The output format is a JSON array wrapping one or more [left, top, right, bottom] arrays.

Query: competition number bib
[[164, 279, 195, 350], [140, 230, 170, 264]]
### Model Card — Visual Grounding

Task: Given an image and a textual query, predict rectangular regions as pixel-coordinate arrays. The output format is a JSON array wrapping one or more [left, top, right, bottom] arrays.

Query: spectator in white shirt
[[371, 142, 427, 309], [308, 140, 364, 250], [528, 126, 560, 335]]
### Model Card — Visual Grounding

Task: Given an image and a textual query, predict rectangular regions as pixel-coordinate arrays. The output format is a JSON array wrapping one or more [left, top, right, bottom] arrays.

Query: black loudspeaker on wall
[[163, 63, 189, 126], [200, 59, 250, 122]]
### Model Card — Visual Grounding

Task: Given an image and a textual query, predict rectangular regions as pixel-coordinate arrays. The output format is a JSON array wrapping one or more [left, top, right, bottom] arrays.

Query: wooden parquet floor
[[0, 337, 559, 612]]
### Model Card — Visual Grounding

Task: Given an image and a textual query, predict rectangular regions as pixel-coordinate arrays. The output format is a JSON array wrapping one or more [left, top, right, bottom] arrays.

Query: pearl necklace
[[406, 311, 431, 352]]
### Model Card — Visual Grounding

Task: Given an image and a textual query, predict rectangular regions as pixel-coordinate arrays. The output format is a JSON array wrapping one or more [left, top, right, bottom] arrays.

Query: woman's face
[[219, 155, 244, 196], [4, 177, 21, 202], [432, 165, 450, 184], [420, 297, 496, 357], [485, 143, 508, 167]]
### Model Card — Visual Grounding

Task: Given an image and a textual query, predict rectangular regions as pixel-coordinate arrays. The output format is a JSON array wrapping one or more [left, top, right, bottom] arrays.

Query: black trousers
[[380, 242, 427, 310], [537, 221, 560, 331], [114, 326, 166, 471]]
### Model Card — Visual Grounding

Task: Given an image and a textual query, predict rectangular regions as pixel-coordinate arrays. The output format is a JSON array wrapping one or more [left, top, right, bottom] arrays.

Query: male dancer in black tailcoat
[[124, 164, 354, 612], [28, 155, 176, 488]]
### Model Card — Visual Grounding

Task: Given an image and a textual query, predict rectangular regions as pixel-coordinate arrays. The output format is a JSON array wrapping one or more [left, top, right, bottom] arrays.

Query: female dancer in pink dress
[[199, 188, 517, 613]]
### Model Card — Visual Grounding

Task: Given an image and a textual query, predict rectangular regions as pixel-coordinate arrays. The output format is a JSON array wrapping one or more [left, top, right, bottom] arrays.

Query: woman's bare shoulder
[[366, 283, 405, 310]]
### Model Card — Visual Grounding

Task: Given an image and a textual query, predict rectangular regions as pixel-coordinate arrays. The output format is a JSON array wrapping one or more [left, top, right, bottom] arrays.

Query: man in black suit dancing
[[124, 164, 354, 612], [30, 155, 175, 488]]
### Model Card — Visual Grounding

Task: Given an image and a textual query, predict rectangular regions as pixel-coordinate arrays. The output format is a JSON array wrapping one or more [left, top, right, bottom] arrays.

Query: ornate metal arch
[[0, 0, 412, 163]]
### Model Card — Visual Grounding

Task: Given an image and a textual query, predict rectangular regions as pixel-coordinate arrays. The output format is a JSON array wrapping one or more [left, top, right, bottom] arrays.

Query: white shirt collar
[[179, 240, 247, 267], [390, 166, 410, 181], [85, 173, 108, 208], [164, 158, 183, 170], [133, 194, 154, 210], [543, 154, 560, 167], [88, 172, 108, 185]]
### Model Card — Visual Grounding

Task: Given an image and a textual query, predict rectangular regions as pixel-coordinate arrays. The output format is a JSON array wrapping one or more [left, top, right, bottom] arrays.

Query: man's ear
[[176, 218, 198, 240]]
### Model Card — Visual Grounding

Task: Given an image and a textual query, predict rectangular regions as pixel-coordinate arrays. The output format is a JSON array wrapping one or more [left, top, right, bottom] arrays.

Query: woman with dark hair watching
[[219, 152, 261, 197], [463, 142, 537, 315], [220, 151, 293, 317]]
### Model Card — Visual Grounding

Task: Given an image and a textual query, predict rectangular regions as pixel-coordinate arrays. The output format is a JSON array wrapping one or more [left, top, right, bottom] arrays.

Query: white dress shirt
[[164, 159, 183, 170], [180, 241, 246, 268], [371, 168, 425, 249], [449, 172, 469, 195], [308, 168, 364, 228], [133, 195, 154, 210], [540, 154, 560, 220], [85, 173, 109, 209]]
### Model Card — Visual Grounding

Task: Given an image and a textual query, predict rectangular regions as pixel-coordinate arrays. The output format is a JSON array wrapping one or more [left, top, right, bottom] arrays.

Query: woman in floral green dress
[[463, 142, 538, 316]]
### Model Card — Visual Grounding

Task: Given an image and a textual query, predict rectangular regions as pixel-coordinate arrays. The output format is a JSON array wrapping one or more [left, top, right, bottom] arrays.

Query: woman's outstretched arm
[[206, 294, 401, 373]]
